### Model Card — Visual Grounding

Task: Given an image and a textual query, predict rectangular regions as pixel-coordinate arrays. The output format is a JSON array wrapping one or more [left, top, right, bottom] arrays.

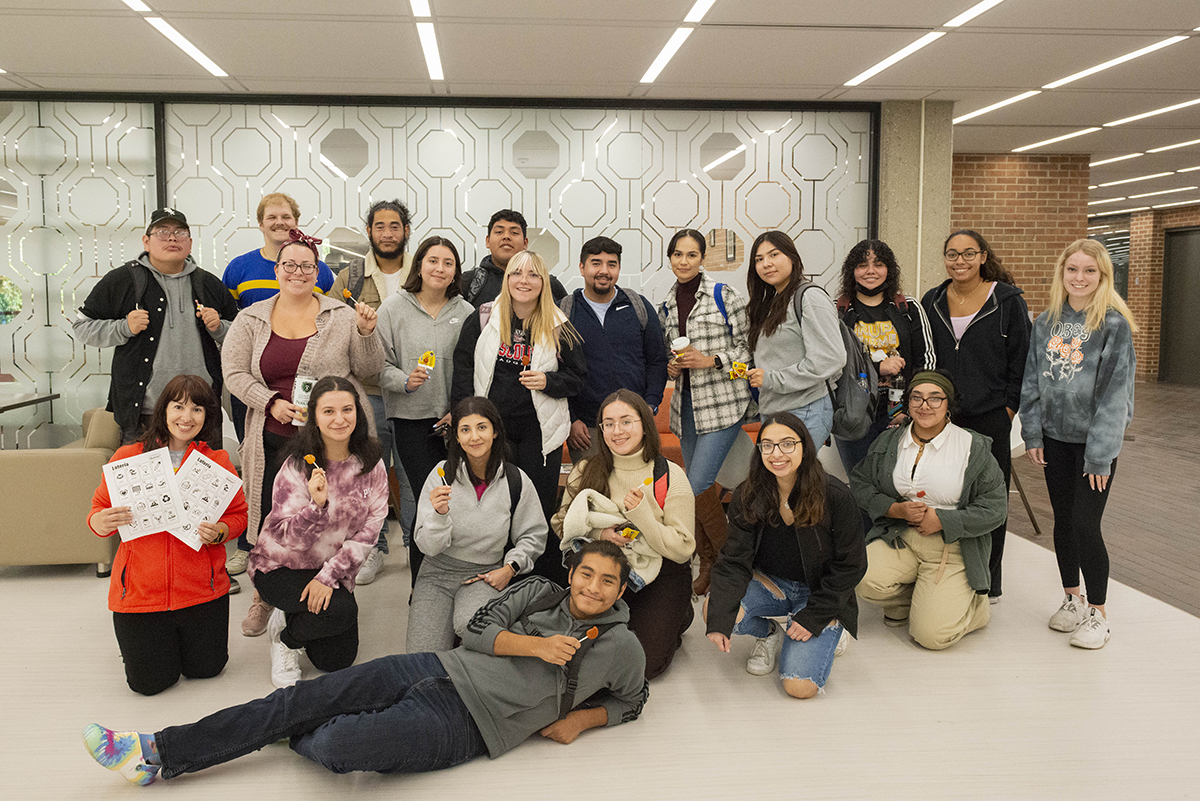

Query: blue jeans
[[156, 652, 486, 778], [367, 393, 393, 553], [764, 393, 834, 451], [679, 390, 745, 494], [733, 573, 843, 688]]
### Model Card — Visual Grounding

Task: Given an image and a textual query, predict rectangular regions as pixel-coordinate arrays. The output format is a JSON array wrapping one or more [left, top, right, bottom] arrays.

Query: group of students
[[82, 207, 1137, 786]]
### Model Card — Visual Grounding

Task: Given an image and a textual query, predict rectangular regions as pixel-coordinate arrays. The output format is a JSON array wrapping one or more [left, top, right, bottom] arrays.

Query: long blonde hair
[[1048, 239, 1139, 333], [495, 250, 582, 348]]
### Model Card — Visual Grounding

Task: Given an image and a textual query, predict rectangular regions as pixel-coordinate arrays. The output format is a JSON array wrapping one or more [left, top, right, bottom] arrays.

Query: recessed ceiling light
[[1097, 172, 1175, 187], [1147, 138, 1200, 154], [121, 0, 151, 11], [1087, 197, 1128, 205], [416, 22, 444, 80], [944, 0, 1007, 27], [1178, 165, 1200, 173], [409, 0, 431, 16], [641, 27, 694, 84], [144, 18, 227, 77], [1105, 97, 1200, 127], [1042, 36, 1187, 89], [1090, 153, 1143, 167], [952, 91, 1040, 124], [844, 31, 945, 86], [683, 0, 719, 23], [1152, 199, 1200, 209], [1088, 207, 1150, 217], [1128, 186, 1199, 199], [1012, 127, 1100, 152]]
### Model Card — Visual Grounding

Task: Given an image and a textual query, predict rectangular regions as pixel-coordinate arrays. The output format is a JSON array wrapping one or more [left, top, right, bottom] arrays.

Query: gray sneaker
[[1069, 607, 1110, 650], [746, 620, 784, 676], [356, 547, 385, 585], [1048, 593, 1088, 632]]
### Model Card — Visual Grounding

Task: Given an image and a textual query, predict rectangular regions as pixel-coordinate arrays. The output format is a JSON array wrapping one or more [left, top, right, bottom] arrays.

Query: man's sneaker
[[746, 620, 784, 676], [241, 595, 272, 637], [834, 628, 849, 657], [227, 577, 241, 595], [1069, 607, 1110, 650], [356, 547, 385, 585], [225, 548, 249, 576], [884, 611, 909, 627], [82, 724, 159, 786], [267, 608, 302, 687], [1049, 593, 1088, 632]]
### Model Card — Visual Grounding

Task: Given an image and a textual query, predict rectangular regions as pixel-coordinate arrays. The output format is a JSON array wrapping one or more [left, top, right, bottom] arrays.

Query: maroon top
[[674, 273, 703, 394], [260, 331, 312, 436]]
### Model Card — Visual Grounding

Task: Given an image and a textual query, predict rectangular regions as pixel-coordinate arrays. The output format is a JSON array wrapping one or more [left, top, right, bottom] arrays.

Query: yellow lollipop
[[419, 350, 436, 373]]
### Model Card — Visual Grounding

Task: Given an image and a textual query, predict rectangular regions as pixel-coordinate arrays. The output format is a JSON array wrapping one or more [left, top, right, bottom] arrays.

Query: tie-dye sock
[[82, 724, 159, 786]]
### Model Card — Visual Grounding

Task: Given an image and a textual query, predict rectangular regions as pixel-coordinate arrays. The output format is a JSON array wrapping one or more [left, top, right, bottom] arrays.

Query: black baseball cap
[[146, 208, 189, 234]]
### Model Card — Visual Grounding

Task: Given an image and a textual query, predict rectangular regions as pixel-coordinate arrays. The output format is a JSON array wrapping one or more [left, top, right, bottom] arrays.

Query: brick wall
[[1127, 204, 1200, 378], [949, 154, 1091, 314], [701, 228, 744, 273]]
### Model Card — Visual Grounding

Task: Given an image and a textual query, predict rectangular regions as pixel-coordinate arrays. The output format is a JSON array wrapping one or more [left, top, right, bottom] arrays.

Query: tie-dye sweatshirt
[[1019, 304, 1136, 476], [247, 455, 388, 591]]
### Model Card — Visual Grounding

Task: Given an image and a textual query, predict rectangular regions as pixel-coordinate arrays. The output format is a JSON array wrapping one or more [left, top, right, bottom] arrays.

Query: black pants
[[391, 417, 448, 583], [253, 567, 359, 673], [506, 417, 566, 583], [958, 406, 1012, 596], [240, 428, 292, 551], [1043, 437, 1115, 606], [625, 558, 695, 680], [230, 394, 248, 443], [112, 594, 229, 696]]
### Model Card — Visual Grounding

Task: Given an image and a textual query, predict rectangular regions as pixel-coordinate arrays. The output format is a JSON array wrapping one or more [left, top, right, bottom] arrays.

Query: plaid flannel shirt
[[659, 272, 757, 436]]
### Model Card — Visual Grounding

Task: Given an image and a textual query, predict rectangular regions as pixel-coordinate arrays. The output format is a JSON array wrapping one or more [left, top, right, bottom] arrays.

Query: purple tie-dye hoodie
[[248, 455, 388, 591]]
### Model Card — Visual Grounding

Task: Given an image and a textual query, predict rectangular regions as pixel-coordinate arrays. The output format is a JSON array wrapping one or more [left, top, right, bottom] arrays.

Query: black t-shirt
[[487, 314, 538, 420], [850, 299, 901, 390], [752, 519, 807, 584]]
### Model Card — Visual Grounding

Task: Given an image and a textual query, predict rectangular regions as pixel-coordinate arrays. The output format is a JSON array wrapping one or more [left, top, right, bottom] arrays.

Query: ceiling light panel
[[121, 0, 151, 11], [1147, 138, 1200, 154], [1128, 186, 1198, 199], [1012, 127, 1100, 153], [409, 0, 431, 16], [144, 17, 227, 77], [1042, 36, 1187, 89], [953, 91, 1040, 125], [1090, 153, 1143, 167], [944, 0, 1007, 27], [1097, 172, 1175, 187], [640, 27, 693, 84], [1106, 97, 1200, 127], [844, 31, 945, 86], [416, 21, 444, 80], [684, 0, 718, 23]]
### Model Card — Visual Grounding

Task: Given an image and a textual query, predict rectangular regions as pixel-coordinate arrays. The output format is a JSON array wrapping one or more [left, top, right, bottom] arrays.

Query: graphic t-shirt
[[851, 300, 900, 389], [487, 317, 537, 420]]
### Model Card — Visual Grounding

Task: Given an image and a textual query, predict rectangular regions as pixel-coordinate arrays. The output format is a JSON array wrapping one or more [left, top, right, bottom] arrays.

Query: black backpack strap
[[558, 621, 617, 719], [349, 259, 366, 301], [125, 262, 148, 307], [466, 266, 488, 305], [516, 588, 570, 637], [504, 461, 522, 544]]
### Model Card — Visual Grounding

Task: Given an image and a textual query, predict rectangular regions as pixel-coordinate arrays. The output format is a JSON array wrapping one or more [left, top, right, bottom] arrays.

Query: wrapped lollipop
[[418, 350, 436, 374], [728, 361, 749, 380]]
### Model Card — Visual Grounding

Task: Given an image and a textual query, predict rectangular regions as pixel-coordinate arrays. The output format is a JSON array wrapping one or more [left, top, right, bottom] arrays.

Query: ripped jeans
[[733, 573, 843, 689]]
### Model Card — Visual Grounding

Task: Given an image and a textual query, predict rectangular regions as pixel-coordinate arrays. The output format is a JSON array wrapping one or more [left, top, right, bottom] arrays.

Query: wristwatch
[[712, 354, 724, 371], [507, 561, 520, 576]]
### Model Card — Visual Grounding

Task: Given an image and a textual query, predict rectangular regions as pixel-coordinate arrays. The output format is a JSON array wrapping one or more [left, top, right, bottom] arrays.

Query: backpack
[[344, 258, 367, 302], [559, 289, 649, 331], [126, 261, 208, 313], [500, 461, 523, 545], [517, 587, 619, 720], [795, 282, 878, 441], [711, 282, 759, 402]]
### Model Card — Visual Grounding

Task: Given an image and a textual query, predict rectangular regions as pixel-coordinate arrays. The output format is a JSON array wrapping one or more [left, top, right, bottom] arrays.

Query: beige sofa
[[0, 408, 121, 576]]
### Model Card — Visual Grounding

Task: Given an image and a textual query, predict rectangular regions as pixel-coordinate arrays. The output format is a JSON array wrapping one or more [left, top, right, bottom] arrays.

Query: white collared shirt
[[891, 421, 972, 510]]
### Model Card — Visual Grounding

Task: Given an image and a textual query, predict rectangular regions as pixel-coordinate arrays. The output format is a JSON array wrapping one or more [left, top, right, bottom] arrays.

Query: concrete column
[[877, 100, 954, 297]]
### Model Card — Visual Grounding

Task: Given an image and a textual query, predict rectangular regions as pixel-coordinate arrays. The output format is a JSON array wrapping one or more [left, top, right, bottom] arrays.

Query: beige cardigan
[[223, 293, 384, 544]]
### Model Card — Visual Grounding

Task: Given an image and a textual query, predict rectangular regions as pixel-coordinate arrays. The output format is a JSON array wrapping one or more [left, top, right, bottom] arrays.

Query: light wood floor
[[3, 529, 1198, 800]]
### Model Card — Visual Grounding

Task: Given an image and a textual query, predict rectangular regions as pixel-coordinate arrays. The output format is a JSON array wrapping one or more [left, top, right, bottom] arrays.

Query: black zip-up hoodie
[[921, 279, 1031, 417]]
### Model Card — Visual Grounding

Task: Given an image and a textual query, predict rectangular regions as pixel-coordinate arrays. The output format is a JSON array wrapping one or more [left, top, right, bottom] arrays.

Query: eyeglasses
[[758, 439, 799, 454], [600, 418, 640, 433], [944, 249, 980, 262], [149, 229, 191, 241], [280, 260, 318, 275], [909, 395, 947, 409]]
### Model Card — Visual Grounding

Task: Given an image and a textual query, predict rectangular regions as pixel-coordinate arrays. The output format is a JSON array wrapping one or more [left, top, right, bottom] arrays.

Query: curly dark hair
[[838, 239, 903, 302], [739, 411, 827, 528], [944, 229, 1016, 285]]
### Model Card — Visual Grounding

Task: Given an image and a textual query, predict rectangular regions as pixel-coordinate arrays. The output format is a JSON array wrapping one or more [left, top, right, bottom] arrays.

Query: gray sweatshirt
[[752, 287, 846, 415], [1019, 305, 1136, 476], [415, 459, 548, 574], [439, 575, 648, 758], [72, 255, 229, 409], [376, 290, 473, 420]]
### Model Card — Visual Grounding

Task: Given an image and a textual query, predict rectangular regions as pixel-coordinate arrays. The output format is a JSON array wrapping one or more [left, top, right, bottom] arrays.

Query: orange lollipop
[[576, 625, 600, 644], [304, 454, 317, 469], [437, 466, 450, 486], [342, 288, 356, 306]]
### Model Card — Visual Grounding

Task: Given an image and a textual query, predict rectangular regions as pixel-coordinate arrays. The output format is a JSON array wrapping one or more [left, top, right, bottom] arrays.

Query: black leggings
[[958, 407, 1012, 596], [112, 594, 229, 696], [391, 416, 448, 582], [506, 421, 566, 584], [1043, 436, 1115, 605], [253, 567, 359, 673]]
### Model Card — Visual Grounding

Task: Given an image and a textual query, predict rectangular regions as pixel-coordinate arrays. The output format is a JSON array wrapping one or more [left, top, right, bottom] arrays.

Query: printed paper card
[[102, 447, 188, 544], [169, 449, 242, 551]]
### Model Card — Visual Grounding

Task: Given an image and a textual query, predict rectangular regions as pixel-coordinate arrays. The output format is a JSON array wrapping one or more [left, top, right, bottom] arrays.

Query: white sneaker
[[1048, 593, 1088, 632], [1069, 607, 1110, 650], [746, 620, 784, 676], [834, 628, 849, 658], [356, 547, 385, 585], [225, 549, 249, 576], [267, 609, 302, 687]]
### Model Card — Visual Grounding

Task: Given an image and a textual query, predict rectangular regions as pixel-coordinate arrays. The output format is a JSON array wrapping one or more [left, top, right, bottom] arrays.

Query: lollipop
[[643, 477, 652, 486], [521, 351, 531, 368], [619, 526, 641, 540], [194, 299, 203, 312], [728, 361, 749, 380], [342, 288, 356, 306], [576, 625, 600, 644], [304, 454, 317, 466], [419, 350, 436, 374], [437, 466, 449, 486]]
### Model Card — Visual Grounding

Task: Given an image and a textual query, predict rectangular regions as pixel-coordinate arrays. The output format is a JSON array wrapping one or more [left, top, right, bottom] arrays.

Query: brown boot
[[692, 483, 729, 595]]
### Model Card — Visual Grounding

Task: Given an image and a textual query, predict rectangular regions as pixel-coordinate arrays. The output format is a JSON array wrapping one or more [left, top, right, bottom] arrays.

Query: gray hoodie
[[1020, 305, 1136, 476], [439, 575, 648, 758], [752, 286, 846, 414]]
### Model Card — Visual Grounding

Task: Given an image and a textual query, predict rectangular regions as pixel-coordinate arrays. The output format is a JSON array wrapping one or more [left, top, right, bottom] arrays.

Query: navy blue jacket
[[562, 287, 669, 424]]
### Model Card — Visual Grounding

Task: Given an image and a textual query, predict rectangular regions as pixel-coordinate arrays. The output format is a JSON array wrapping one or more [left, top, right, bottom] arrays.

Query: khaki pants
[[858, 527, 990, 650]]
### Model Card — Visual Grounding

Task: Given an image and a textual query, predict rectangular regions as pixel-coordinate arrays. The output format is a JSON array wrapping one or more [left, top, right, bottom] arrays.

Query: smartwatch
[[712, 354, 724, 371]]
